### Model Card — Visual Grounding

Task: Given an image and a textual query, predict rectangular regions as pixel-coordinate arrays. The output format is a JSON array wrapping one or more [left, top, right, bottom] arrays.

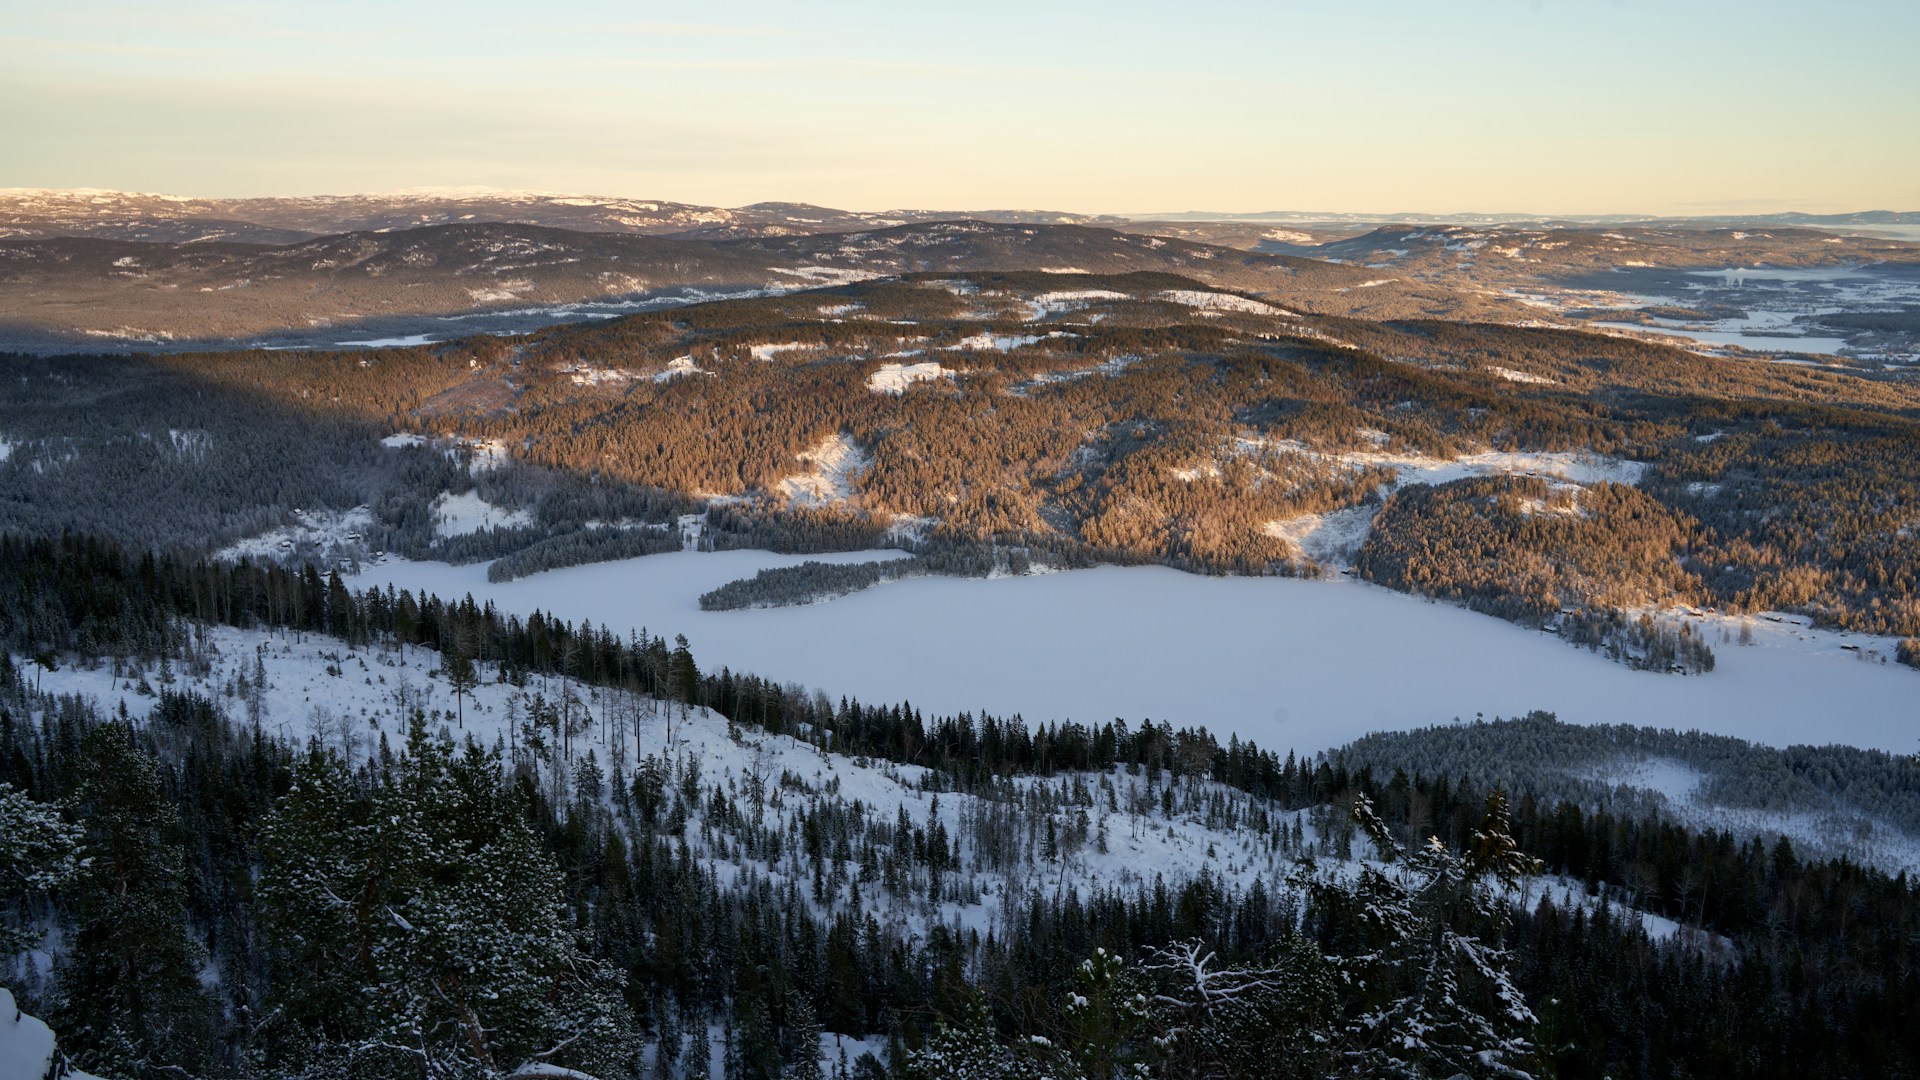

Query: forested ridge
[[5, 269, 1918, 654], [5, 532, 1920, 1078]]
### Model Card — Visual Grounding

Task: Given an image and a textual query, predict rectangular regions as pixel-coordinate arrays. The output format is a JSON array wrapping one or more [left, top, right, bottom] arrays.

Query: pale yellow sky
[[2, 1, 1915, 214]]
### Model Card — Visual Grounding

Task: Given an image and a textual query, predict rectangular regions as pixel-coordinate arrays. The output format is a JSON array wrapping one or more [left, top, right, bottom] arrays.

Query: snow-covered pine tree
[[1297, 791, 1541, 1079], [0, 780, 82, 954], [257, 713, 637, 1080], [52, 721, 218, 1079]]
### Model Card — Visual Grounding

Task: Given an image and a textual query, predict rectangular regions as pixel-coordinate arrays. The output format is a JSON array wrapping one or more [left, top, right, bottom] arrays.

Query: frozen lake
[[350, 549, 1920, 757], [1592, 320, 1852, 356]]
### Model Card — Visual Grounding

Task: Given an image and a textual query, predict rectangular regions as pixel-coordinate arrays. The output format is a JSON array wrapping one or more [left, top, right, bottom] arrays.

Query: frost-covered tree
[[1137, 936, 1337, 1079], [258, 714, 637, 1080], [1299, 791, 1541, 1079], [0, 780, 83, 953], [903, 994, 1081, 1080]]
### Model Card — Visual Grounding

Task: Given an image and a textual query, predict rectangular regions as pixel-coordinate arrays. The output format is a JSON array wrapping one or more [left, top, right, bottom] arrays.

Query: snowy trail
[[350, 551, 1920, 757]]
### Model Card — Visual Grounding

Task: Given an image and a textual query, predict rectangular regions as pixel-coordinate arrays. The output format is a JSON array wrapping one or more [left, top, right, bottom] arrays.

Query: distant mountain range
[[1, 188, 1914, 352], [0, 188, 1126, 245], [1140, 208, 1920, 227], [6, 188, 1912, 248], [0, 218, 1503, 350]]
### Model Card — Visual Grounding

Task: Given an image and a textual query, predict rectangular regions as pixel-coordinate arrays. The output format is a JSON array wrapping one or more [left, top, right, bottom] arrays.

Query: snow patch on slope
[[867, 361, 954, 394], [1489, 366, 1556, 385], [1158, 290, 1297, 317], [778, 433, 870, 507]]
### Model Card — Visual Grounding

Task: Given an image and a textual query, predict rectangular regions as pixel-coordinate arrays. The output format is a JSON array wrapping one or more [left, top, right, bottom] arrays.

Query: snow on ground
[[748, 341, 808, 361], [381, 431, 512, 473], [1257, 440, 1649, 489], [653, 356, 706, 382], [1013, 354, 1140, 392], [777, 433, 870, 507], [336, 333, 438, 348], [1, 988, 61, 1080], [20, 622, 1346, 947], [24, 630, 1742, 984], [0, 986, 106, 1079], [1261, 505, 1378, 567], [767, 266, 884, 287], [1245, 444, 1643, 566], [431, 490, 532, 537], [955, 331, 1064, 352], [867, 361, 954, 394], [1030, 289, 1130, 317], [215, 506, 373, 563], [887, 513, 936, 544], [1157, 289, 1298, 317], [1575, 752, 1920, 875], [349, 551, 1920, 759], [460, 437, 511, 473], [920, 278, 977, 296], [1489, 366, 1556, 385], [562, 364, 638, 386]]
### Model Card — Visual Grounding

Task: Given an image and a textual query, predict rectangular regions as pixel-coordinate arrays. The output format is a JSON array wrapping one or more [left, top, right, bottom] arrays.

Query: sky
[[2, 1, 1915, 215]]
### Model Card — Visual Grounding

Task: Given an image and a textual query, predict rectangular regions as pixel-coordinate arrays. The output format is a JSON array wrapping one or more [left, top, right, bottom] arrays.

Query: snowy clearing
[[777, 433, 870, 507], [767, 265, 883, 287], [1030, 289, 1130, 317], [653, 356, 706, 382], [1157, 290, 1298, 317], [866, 361, 954, 394], [1245, 445, 1644, 565], [748, 341, 808, 361], [1261, 505, 1378, 567], [956, 331, 1063, 352], [1489, 366, 1555, 385], [215, 506, 373, 563], [431, 491, 532, 537]]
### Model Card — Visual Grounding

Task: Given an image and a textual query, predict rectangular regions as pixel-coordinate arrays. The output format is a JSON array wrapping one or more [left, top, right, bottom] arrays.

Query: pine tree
[[0, 780, 83, 953], [443, 645, 479, 729], [258, 716, 638, 1079], [1297, 791, 1540, 1079], [53, 722, 218, 1079]]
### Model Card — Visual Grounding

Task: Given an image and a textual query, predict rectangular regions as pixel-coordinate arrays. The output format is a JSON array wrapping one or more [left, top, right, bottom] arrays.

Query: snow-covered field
[[345, 550, 1920, 758]]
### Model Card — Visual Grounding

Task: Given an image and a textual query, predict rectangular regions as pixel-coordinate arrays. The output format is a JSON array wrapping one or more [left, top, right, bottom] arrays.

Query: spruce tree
[[53, 722, 218, 1079]]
